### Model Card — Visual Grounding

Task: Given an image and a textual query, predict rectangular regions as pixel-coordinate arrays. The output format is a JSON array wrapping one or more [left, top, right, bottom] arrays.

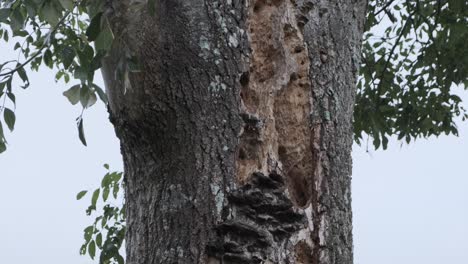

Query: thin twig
[[376, 11, 415, 97], [0, 10, 73, 78], [375, 0, 397, 16]]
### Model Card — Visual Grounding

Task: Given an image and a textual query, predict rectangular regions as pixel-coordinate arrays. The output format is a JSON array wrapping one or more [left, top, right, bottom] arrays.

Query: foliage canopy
[[356, 0, 467, 149]]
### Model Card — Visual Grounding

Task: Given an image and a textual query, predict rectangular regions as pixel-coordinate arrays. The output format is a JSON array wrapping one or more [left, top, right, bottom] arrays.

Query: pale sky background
[[1, 31, 467, 264]]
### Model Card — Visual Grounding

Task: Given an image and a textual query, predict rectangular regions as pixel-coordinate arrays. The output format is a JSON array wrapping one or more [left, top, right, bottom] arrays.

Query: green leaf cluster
[[77, 165, 125, 264], [0, 0, 113, 152], [356, 0, 468, 149]]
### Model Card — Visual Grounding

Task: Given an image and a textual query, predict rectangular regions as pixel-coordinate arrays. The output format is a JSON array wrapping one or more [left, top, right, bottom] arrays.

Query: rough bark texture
[[102, 0, 367, 263]]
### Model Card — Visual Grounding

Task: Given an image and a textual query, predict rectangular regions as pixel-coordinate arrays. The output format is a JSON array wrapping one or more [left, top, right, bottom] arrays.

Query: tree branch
[[0, 10, 72, 78], [375, 0, 397, 16], [376, 11, 415, 97]]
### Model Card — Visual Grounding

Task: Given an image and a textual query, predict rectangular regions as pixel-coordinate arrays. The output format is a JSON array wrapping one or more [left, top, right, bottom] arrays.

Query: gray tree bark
[[102, 0, 367, 263]]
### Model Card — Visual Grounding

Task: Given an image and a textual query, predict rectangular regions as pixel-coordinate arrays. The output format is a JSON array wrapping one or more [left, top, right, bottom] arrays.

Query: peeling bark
[[102, 0, 367, 263]]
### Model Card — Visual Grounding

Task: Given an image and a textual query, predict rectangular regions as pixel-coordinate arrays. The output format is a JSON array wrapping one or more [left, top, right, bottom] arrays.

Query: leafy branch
[[355, 0, 467, 149], [0, 9, 73, 78], [375, 11, 415, 97], [77, 165, 125, 264], [375, 0, 397, 16]]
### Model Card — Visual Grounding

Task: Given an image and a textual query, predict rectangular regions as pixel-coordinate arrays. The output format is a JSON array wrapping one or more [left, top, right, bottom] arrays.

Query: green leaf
[[86, 12, 103, 41], [16, 64, 29, 85], [55, 71, 64, 81], [382, 135, 389, 150], [88, 240, 96, 259], [103, 164, 109, 170], [24, 0, 38, 17], [91, 188, 100, 207], [41, 1, 61, 26], [84, 226, 93, 242], [58, 0, 74, 10], [5, 78, 12, 93], [0, 8, 10, 22], [87, 91, 97, 108], [10, 8, 25, 31], [92, 83, 108, 104], [77, 45, 94, 68], [77, 117, 87, 146], [116, 254, 124, 264], [63, 85, 81, 105], [4, 108, 16, 131], [0, 141, 6, 154], [112, 172, 122, 182], [76, 190, 88, 200], [79, 244, 87, 255], [102, 187, 110, 202], [94, 17, 114, 52], [80, 84, 90, 108], [96, 233, 102, 248], [113, 184, 119, 199], [61, 47, 75, 69], [73, 67, 88, 82], [101, 173, 111, 188], [101, 215, 107, 228], [43, 49, 53, 68], [0, 121, 4, 140]]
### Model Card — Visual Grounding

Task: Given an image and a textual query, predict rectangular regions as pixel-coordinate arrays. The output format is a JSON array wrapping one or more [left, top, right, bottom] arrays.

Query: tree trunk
[[102, 0, 367, 263]]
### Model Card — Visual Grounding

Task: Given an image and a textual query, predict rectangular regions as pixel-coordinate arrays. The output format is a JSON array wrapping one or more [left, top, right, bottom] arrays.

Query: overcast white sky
[[1, 36, 467, 264]]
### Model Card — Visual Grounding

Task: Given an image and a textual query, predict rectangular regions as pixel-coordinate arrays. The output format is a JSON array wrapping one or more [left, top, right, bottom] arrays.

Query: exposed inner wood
[[218, 0, 317, 262], [237, 0, 313, 208], [295, 240, 314, 264]]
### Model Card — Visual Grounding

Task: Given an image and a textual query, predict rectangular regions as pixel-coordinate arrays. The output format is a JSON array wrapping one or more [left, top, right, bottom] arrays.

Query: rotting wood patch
[[215, 0, 318, 263], [237, 0, 313, 212]]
